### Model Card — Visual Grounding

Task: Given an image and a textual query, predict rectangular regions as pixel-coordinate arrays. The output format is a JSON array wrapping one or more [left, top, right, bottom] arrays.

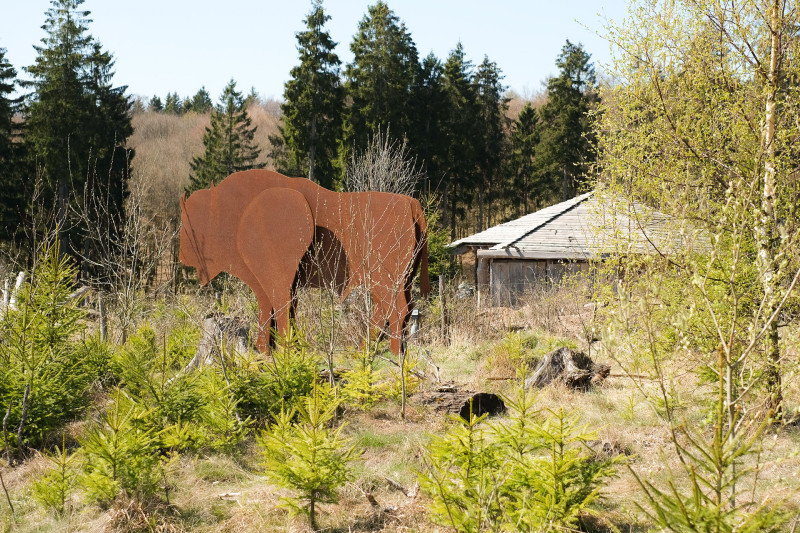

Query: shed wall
[[489, 259, 590, 307]]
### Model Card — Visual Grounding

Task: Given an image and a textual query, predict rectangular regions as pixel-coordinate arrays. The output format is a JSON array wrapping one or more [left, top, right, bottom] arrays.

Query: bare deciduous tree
[[344, 128, 422, 196]]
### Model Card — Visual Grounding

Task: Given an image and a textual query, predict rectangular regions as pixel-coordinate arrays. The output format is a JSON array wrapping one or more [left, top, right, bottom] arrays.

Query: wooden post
[[98, 293, 107, 343], [439, 275, 448, 343], [476, 256, 490, 307]]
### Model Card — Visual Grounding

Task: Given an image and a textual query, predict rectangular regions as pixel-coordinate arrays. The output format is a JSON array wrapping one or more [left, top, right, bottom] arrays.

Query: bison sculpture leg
[[237, 188, 315, 351]]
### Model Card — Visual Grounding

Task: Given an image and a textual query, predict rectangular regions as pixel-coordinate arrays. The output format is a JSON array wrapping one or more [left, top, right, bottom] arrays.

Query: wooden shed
[[449, 191, 685, 306]]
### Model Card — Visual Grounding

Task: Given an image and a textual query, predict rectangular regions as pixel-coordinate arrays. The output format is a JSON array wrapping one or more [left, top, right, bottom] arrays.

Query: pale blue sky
[[0, 0, 628, 102]]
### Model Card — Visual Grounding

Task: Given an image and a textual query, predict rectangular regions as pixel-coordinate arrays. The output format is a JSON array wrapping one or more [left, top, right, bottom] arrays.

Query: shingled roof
[[450, 191, 694, 260]]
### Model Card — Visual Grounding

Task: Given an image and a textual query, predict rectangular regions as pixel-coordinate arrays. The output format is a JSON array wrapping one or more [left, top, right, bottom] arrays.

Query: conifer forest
[[1, 0, 800, 531]]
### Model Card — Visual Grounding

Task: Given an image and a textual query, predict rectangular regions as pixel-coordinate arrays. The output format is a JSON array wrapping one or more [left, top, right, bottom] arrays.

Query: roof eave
[[476, 248, 607, 260]]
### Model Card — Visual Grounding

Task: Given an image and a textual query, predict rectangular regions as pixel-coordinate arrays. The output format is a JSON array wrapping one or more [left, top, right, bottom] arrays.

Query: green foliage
[[230, 328, 317, 423], [538, 40, 598, 200], [507, 102, 542, 216], [24, 0, 133, 251], [259, 385, 355, 529], [187, 79, 263, 193], [420, 411, 503, 532], [410, 53, 447, 195], [421, 194, 458, 280], [345, 1, 419, 154], [472, 56, 509, 230], [488, 331, 540, 377], [31, 439, 78, 516], [339, 347, 385, 410], [440, 42, 477, 234], [79, 395, 167, 507], [186, 87, 213, 114], [111, 324, 249, 453], [599, 5, 800, 504], [148, 95, 163, 112], [277, 0, 344, 189], [509, 408, 615, 530], [164, 92, 182, 115], [420, 389, 617, 532], [0, 244, 106, 452], [0, 47, 25, 245], [630, 370, 790, 533]]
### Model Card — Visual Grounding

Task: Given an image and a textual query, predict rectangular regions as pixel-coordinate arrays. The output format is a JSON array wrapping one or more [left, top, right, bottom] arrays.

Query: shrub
[[259, 386, 356, 529], [31, 439, 78, 516], [339, 346, 386, 410], [419, 411, 504, 532], [419, 389, 618, 532], [112, 325, 249, 453], [0, 243, 107, 453], [79, 395, 167, 507], [488, 331, 541, 377], [230, 328, 317, 423]]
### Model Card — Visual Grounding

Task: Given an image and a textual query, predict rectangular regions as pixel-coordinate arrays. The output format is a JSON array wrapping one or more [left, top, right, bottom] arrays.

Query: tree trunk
[[439, 275, 448, 341], [400, 341, 407, 419], [449, 185, 457, 241], [478, 188, 484, 232], [308, 115, 317, 183], [57, 179, 69, 257], [761, 0, 783, 417]]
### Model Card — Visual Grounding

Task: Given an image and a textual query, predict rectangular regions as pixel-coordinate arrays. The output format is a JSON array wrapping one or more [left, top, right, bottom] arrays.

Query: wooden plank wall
[[489, 259, 590, 307]]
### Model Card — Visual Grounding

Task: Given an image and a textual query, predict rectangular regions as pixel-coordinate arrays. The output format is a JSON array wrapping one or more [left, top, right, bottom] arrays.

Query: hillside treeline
[[0, 0, 598, 270]]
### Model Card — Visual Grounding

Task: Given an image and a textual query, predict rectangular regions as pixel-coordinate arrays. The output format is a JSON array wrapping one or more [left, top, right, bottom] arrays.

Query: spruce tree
[[24, 0, 133, 259], [84, 42, 134, 247], [344, 2, 419, 153], [189, 87, 213, 114], [410, 52, 447, 195], [0, 47, 25, 245], [472, 56, 508, 230], [187, 79, 263, 193], [279, 0, 344, 190], [440, 43, 477, 238], [537, 41, 598, 201], [149, 95, 163, 112], [508, 103, 541, 216], [164, 92, 182, 115]]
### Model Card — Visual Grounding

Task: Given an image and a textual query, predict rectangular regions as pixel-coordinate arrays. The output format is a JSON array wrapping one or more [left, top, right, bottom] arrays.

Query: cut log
[[524, 347, 610, 390], [416, 385, 505, 419]]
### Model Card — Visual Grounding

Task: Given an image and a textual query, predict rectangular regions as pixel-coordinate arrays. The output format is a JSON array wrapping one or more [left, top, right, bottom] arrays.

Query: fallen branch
[[0, 469, 14, 522], [608, 373, 656, 380], [383, 476, 410, 497], [67, 286, 90, 302], [418, 349, 441, 383]]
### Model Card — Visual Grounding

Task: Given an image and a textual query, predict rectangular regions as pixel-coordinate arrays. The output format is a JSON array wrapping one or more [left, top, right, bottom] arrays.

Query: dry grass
[[3, 284, 800, 532]]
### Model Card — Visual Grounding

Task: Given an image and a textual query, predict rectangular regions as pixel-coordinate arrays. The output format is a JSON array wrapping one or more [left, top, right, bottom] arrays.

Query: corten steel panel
[[179, 170, 430, 355], [179, 185, 313, 351]]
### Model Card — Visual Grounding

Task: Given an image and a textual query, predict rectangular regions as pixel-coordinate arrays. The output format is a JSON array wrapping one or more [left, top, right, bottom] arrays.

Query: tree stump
[[184, 313, 251, 372], [416, 385, 505, 419], [524, 347, 609, 390]]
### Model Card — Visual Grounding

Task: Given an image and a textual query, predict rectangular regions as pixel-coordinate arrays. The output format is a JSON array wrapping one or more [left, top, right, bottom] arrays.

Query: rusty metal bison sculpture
[[179, 169, 429, 355]]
